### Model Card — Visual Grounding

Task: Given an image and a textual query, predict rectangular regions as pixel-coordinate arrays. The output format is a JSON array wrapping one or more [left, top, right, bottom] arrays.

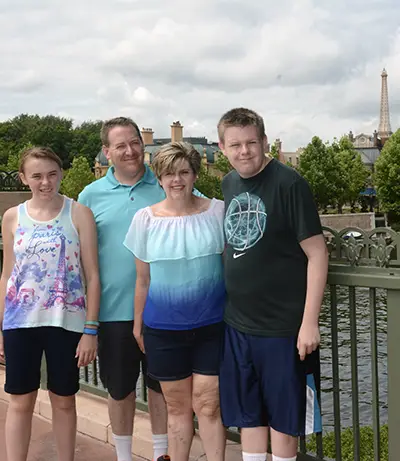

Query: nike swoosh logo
[[233, 252, 246, 259]]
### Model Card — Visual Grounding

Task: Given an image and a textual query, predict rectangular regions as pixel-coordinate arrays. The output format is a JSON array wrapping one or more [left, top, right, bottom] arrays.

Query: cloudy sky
[[1, 0, 399, 150]]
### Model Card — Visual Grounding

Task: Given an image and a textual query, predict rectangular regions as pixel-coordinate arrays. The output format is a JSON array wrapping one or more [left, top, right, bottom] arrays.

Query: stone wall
[[0, 192, 32, 217], [320, 212, 375, 231]]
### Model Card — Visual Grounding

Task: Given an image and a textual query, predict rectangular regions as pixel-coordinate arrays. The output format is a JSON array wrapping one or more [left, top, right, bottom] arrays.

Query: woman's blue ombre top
[[124, 198, 226, 330]]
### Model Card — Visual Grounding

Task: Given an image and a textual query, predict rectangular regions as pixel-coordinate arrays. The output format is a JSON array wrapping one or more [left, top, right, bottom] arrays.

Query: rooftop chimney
[[373, 130, 378, 147], [171, 121, 183, 143], [141, 128, 154, 145]]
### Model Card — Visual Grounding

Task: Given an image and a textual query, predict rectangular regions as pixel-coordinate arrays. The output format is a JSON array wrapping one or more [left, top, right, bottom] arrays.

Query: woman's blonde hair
[[152, 142, 201, 179]]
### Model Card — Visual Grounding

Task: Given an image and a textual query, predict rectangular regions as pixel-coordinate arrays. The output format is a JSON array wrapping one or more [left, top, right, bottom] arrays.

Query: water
[[319, 286, 387, 431]]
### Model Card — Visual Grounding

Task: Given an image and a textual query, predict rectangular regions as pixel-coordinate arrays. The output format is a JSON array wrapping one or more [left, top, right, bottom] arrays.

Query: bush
[[60, 156, 95, 200], [195, 165, 223, 199], [306, 425, 388, 461], [375, 129, 400, 217], [214, 152, 233, 175]]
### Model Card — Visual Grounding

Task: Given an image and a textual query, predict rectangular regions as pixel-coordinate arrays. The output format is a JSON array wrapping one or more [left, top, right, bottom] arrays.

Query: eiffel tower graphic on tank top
[[2, 196, 87, 333], [44, 234, 68, 308]]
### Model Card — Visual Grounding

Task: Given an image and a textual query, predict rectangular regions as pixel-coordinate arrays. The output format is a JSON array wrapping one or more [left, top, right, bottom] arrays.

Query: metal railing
[[0, 169, 29, 191], [1, 225, 399, 459], [296, 226, 399, 461]]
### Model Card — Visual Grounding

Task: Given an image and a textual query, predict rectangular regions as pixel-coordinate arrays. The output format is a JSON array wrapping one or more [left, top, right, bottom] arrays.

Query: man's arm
[[297, 234, 329, 360]]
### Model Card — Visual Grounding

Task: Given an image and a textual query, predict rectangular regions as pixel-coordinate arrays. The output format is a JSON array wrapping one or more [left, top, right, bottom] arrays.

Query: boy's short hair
[[19, 146, 63, 174], [100, 117, 143, 146], [152, 142, 201, 179], [217, 108, 266, 143]]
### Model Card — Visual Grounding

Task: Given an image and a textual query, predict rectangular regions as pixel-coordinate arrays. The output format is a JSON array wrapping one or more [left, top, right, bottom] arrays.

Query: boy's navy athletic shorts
[[219, 323, 322, 436]]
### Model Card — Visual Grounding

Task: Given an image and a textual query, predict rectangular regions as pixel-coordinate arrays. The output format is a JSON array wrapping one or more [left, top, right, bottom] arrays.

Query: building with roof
[[348, 131, 381, 169], [273, 138, 303, 166], [349, 69, 393, 169], [94, 151, 110, 178]]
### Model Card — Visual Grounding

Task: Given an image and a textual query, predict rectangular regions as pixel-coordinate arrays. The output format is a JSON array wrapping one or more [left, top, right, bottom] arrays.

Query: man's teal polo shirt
[[78, 165, 165, 322]]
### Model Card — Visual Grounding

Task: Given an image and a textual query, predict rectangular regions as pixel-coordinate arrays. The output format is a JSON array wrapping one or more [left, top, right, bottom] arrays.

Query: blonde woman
[[124, 142, 226, 461]]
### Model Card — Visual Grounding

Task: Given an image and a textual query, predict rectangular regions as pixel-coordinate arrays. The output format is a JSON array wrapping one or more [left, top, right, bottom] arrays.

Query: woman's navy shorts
[[143, 322, 223, 381]]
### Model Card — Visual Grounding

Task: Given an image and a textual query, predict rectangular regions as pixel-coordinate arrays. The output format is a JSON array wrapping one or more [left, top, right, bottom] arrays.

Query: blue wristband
[[83, 327, 98, 336]]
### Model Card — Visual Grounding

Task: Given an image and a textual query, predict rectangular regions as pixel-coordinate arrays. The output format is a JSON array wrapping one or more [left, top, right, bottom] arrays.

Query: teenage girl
[[0, 146, 100, 461]]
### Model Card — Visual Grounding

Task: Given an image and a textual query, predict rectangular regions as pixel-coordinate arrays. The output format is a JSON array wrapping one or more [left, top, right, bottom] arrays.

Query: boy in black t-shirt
[[217, 108, 329, 461]]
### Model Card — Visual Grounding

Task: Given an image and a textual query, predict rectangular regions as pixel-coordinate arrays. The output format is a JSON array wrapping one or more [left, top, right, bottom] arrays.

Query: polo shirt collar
[[105, 164, 157, 189]]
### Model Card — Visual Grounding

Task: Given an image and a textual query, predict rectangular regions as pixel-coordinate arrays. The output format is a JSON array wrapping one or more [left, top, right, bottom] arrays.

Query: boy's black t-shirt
[[222, 158, 323, 337]]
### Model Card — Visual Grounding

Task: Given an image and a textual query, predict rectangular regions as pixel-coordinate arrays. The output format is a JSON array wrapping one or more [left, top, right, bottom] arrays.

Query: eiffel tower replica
[[45, 234, 68, 308], [377, 68, 393, 146]]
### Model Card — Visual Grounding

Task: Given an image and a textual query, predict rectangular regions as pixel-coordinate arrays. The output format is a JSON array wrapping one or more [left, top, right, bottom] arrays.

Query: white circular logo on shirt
[[224, 192, 267, 252]]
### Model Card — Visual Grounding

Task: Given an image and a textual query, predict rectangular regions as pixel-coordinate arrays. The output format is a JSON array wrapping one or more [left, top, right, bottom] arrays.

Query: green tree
[[195, 165, 223, 199], [331, 136, 370, 213], [6, 153, 20, 171], [0, 139, 10, 166], [214, 151, 233, 175], [298, 136, 339, 211], [270, 143, 279, 159], [375, 129, 400, 224], [0, 114, 74, 168], [60, 156, 95, 200], [0, 119, 25, 164], [286, 158, 297, 170], [70, 121, 103, 167], [6, 142, 34, 171]]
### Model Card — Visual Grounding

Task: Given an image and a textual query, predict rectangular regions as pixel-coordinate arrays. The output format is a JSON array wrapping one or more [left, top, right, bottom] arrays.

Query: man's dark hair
[[100, 117, 143, 146]]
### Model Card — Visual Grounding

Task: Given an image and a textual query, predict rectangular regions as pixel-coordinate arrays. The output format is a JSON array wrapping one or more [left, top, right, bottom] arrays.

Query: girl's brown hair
[[19, 147, 63, 174]]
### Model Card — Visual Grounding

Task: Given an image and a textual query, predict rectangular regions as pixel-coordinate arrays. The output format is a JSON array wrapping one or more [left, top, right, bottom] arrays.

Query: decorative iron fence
[[0, 169, 28, 191], [296, 226, 399, 461]]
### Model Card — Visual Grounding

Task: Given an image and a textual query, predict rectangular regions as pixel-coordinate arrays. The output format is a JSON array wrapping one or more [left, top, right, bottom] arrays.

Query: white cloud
[[0, 0, 399, 150]]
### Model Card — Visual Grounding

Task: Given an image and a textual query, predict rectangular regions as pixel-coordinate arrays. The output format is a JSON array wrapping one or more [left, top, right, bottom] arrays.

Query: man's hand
[[297, 321, 320, 361], [0, 331, 4, 361], [76, 334, 98, 368], [133, 325, 145, 354]]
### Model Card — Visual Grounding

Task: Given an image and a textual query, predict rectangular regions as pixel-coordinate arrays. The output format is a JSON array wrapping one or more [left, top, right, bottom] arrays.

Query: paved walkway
[[0, 400, 142, 461]]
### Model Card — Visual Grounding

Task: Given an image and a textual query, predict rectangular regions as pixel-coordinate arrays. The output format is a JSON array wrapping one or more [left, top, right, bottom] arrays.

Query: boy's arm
[[298, 235, 328, 360], [286, 176, 328, 361]]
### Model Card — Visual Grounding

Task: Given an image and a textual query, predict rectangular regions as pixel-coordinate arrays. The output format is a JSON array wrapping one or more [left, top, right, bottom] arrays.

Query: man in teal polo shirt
[[78, 117, 169, 461]]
